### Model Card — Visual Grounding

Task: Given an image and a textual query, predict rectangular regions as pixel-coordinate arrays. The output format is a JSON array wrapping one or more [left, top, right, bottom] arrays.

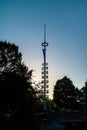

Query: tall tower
[[41, 24, 49, 111]]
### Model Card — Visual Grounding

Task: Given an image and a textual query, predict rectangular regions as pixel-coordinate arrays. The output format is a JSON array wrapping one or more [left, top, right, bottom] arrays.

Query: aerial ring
[[41, 42, 48, 46]]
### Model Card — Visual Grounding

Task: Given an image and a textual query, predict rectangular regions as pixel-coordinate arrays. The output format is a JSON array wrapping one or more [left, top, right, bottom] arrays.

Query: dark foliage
[[0, 41, 36, 129], [53, 76, 82, 112]]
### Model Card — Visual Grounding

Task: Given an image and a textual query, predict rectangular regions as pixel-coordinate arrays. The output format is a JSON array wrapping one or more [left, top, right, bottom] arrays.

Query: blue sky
[[0, 0, 87, 98]]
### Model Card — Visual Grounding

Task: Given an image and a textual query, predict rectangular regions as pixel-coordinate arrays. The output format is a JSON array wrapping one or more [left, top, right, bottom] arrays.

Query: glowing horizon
[[0, 0, 87, 98]]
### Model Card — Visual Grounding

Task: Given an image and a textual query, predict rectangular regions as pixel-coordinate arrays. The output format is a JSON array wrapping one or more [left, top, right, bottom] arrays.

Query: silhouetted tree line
[[53, 76, 87, 115], [0, 41, 87, 129]]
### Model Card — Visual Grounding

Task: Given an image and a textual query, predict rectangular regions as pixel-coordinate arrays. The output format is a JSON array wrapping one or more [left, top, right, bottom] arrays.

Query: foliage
[[0, 41, 21, 73], [53, 76, 82, 112], [0, 41, 37, 129], [80, 80, 87, 114], [81, 81, 87, 102], [31, 81, 44, 113]]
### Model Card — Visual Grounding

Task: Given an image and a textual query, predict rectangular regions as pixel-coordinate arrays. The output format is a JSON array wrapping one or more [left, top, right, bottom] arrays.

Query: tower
[[41, 24, 49, 111]]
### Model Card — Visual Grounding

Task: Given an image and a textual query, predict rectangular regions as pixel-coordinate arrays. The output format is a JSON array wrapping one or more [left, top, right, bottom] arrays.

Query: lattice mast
[[41, 24, 49, 111]]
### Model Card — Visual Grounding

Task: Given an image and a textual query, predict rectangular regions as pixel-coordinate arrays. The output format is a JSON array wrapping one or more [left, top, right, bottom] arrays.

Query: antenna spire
[[41, 24, 48, 47], [44, 24, 46, 42]]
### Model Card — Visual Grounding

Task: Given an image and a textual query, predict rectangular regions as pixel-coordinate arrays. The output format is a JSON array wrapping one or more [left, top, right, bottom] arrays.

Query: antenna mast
[[44, 24, 46, 42]]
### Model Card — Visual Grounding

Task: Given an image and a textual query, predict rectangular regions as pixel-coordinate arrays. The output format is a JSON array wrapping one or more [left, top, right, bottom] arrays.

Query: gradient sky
[[0, 0, 87, 98]]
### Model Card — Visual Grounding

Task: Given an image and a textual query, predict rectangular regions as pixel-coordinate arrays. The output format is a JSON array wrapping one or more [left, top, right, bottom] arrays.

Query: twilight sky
[[0, 0, 87, 98]]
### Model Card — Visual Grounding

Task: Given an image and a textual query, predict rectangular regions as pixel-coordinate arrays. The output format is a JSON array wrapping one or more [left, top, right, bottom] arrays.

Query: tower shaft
[[41, 24, 49, 111]]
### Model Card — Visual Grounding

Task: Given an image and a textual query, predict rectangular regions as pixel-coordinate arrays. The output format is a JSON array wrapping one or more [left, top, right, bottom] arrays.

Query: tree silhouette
[[0, 41, 36, 129], [53, 76, 80, 112], [80, 81, 87, 116]]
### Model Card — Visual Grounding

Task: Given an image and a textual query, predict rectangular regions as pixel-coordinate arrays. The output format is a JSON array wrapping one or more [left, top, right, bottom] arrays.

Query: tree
[[31, 81, 44, 113], [80, 80, 87, 115], [0, 41, 37, 129], [74, 87, 83, 111], [0, 41, 36, 129], [53, 76, 79, 112], [0, 41, 22, 73]]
